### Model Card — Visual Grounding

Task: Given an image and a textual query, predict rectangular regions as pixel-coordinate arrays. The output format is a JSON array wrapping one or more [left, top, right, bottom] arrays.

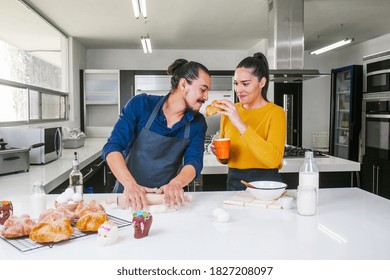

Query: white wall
[[87, 49, 247, 70], [63, 37, 87, 129]]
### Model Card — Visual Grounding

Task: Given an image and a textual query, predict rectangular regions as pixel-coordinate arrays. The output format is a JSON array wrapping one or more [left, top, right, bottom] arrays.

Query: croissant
[[1, 214, 36, 238], [30, 219, 74, 243], [75, 200, 105, 219], [206, 100, 223, 117], [76, 210, 108, 232]]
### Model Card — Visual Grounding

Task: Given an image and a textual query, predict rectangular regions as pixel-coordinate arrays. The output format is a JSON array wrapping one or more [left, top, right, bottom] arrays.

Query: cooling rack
[[0, 214, 132, 253]]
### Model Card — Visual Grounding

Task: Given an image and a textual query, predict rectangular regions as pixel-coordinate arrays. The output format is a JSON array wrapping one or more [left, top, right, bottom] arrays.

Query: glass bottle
[[69, 152, 83, 198], [30, 181, 46, 220], [297, 185, 317, 216], [299, 151, 319, 204]]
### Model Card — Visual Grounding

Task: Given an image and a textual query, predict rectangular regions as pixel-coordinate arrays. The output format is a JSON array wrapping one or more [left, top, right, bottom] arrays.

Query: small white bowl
[[247, 181, 287, 201]]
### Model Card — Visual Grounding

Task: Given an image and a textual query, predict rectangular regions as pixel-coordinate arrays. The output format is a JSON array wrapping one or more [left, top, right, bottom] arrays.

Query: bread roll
[[1, 214, 36, 238], [39, 207, 75, 223], [206, 100, 223, 117], [75, 200, 105, 219], [29, 219, 74, 243], [76, 210, 108, 232]]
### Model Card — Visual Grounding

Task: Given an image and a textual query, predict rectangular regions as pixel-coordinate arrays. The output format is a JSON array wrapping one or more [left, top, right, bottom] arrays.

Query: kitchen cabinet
[[281, 172, 356, 189], [361, 155, 390, 199], [80, 70, 121, 137]]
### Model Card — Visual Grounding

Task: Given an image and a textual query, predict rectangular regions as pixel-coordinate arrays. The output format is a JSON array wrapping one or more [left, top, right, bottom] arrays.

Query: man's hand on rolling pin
[[123, 183, 162, 210], [160, 180, 185, 208]]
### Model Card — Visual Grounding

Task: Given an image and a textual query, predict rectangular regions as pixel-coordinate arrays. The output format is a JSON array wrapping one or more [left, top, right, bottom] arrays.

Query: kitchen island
[[0, 188, 389, 260]]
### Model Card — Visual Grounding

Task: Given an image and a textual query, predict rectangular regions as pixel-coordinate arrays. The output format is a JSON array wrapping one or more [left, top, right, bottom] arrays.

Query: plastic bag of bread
[[1, 214, 36, 238], [30, 218, 74, 243], [76, 210, 108, 232], [75, 200, 105, 219]]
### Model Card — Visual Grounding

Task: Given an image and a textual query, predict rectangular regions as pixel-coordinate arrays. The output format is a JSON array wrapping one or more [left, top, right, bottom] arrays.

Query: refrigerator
[[329, 65, 363, 161]]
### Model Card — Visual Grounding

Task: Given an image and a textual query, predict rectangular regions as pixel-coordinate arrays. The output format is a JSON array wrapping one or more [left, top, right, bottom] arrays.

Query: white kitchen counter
[[0, 188, 389, 260], [202, 153, 360, 174], [0, 138, 107, 197]]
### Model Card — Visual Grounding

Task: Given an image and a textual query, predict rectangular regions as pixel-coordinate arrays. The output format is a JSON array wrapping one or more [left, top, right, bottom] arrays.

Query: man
[[102, 59, 211, 210]]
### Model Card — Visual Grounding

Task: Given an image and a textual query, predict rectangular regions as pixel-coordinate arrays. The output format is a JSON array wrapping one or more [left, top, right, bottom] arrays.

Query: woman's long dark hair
[[167, 59, 211, 89], [236, 52, 270, 101]]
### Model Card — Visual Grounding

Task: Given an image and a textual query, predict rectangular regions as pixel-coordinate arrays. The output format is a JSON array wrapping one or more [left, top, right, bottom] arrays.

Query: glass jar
[[30, 181, 46, 220], [297, 185, 317, 216]]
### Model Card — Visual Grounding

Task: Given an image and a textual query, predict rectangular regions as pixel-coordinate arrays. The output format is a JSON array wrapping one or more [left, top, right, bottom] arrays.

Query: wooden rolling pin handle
[[105, 193, 192, 208]]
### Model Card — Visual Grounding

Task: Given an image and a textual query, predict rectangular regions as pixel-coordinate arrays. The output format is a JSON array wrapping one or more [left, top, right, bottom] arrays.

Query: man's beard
[[184, 98, 204, 113]]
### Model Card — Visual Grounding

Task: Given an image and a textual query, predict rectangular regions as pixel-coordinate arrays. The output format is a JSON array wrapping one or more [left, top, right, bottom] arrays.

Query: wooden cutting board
[[223, 190, 295, 209]]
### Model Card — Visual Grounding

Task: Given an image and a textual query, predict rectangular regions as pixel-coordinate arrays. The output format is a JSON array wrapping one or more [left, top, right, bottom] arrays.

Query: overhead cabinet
[[81, 70, 121, 137]]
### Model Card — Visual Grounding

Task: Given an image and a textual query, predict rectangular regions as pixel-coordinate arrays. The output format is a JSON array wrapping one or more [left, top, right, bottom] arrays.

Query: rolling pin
[[105, 193, 192, 209]]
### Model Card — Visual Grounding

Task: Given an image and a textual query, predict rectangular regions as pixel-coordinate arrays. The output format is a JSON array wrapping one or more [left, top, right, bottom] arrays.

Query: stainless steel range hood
[[270, 69, 324, 83], [267, 0, 327, 83]]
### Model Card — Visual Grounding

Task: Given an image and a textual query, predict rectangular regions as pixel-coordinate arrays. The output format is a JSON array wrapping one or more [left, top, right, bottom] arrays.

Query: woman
[[102, 59, 211, 209], [211, 52, 286, 191]]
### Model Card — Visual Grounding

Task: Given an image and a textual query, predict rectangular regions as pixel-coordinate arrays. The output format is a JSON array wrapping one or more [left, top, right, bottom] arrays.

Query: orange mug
[[213, 138, 230, 164]]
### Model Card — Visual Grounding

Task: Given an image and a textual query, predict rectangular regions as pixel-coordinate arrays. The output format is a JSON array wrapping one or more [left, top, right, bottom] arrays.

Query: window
[[0, 0, 68, 124]]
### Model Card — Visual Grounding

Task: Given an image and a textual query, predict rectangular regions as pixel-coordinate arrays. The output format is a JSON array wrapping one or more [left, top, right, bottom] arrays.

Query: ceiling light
[[140, 35, 152, 53], [310, 38, 354, 55], [131, 0, 147, 19]]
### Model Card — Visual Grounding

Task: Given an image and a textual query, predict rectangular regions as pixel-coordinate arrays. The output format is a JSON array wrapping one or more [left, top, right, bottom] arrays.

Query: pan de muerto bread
[[1, 214, 36, 238], [30, 218, 74, 243], [76, 210, 108, 232], [75, 200, 105, 219], [39, 206, 76, 223]]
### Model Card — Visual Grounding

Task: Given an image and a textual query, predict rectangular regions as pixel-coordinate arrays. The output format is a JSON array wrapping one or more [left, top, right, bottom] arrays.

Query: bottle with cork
[[69, 152, 83, 199]]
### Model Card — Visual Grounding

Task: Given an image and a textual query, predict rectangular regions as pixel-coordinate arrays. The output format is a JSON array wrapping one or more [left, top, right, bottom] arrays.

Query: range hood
[[269, 69, 325, 83], [267, 0, 327, 83]]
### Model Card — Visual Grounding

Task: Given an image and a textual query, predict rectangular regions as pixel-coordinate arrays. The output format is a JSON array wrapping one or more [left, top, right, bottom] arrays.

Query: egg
[[63, 188, 75, 199], [212, 207, 230, 223], [56, 194, 68, 204], [67, 200, 76, 205], [72, 193, 83, 203]]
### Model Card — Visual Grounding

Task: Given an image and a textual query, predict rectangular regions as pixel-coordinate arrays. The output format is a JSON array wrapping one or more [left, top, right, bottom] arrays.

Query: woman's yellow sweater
[[220, 102, 286, 169]]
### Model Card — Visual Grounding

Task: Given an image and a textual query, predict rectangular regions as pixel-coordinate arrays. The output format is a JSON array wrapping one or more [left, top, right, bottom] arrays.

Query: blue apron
[[113, 97, 190, 192]]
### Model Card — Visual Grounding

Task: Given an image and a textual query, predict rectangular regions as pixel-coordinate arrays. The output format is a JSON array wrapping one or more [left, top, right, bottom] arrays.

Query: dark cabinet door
[[274, 83, 302, 146], [119, 70, 135, 109], [361, 155, 376, 193], [361, 155, 390, 199], [378, 159, 390, 199]]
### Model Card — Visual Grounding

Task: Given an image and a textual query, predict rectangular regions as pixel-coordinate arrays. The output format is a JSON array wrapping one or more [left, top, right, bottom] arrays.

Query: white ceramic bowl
[[247, 181, 287, 201]]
